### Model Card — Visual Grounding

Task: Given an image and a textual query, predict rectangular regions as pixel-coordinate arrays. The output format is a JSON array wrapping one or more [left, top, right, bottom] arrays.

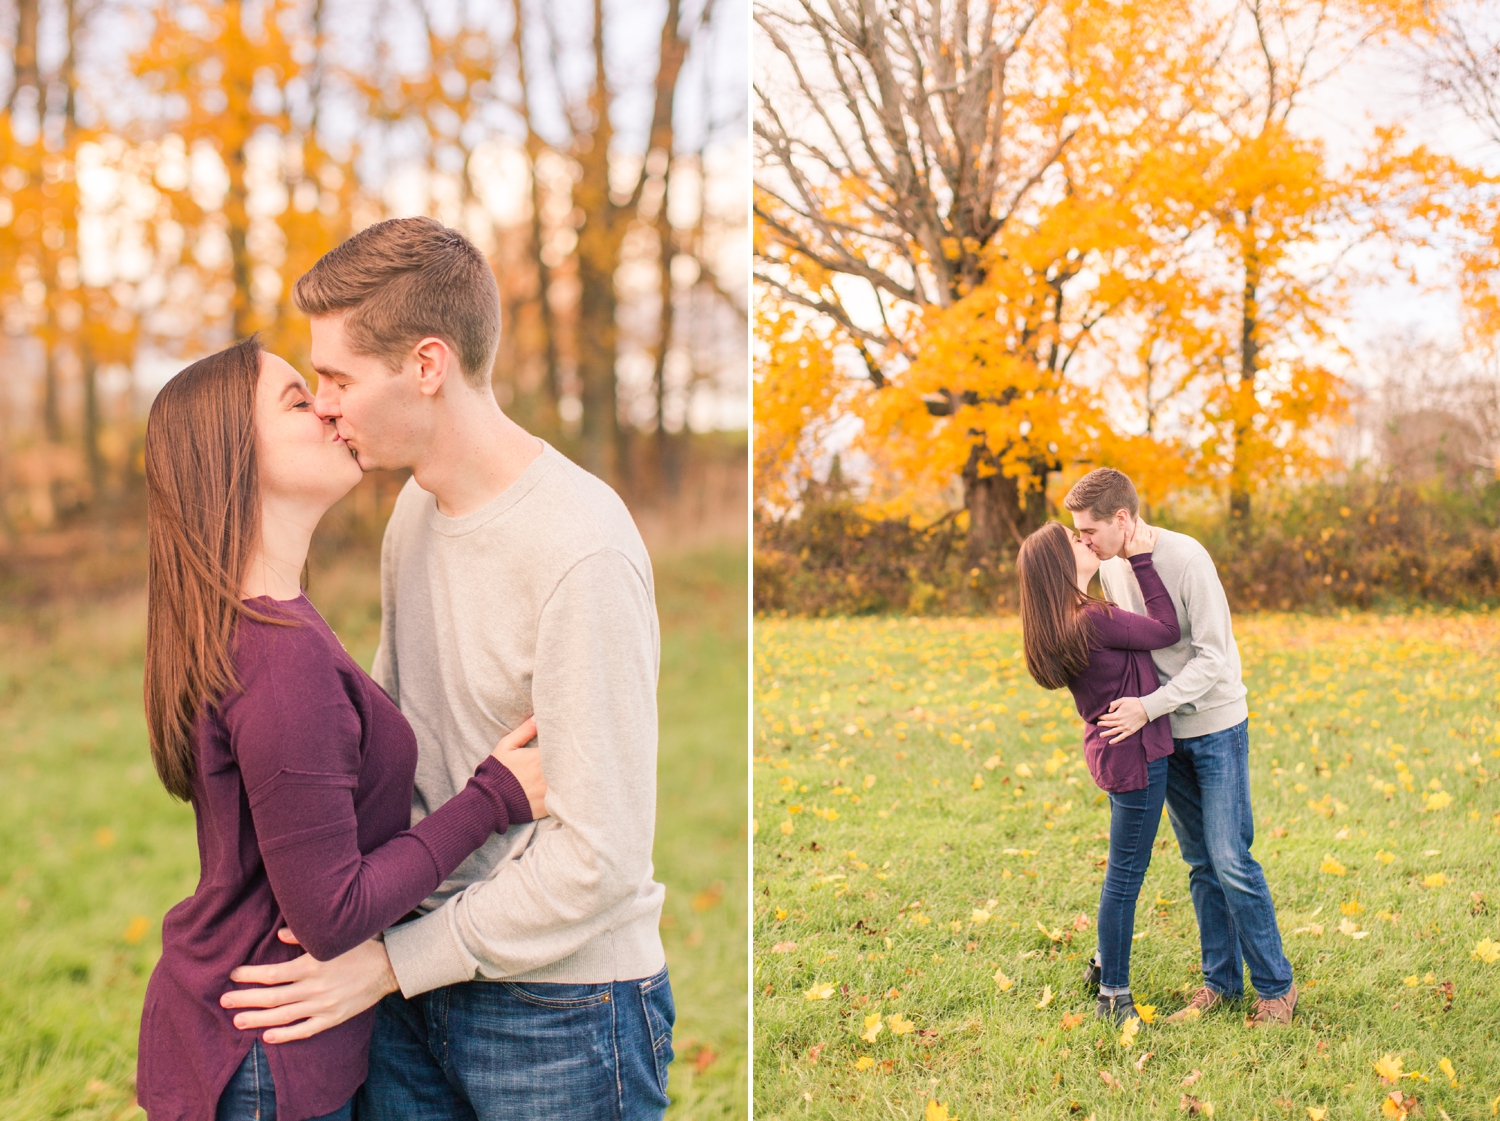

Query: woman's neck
[[241, 498, 319, 601]]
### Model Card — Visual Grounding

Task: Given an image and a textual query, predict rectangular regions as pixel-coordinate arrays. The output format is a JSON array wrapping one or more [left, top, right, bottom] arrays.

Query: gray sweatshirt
[[373, 443, 666, 994], [1097, 528, 1248, 739]]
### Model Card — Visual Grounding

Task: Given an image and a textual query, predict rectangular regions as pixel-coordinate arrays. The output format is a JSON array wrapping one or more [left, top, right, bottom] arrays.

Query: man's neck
[[411, 396, 544, 518]]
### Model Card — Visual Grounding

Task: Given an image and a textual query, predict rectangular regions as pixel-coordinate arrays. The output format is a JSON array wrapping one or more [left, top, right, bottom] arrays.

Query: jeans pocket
[[637, 967, 675, 1094], [500, 981, 614, 1009]]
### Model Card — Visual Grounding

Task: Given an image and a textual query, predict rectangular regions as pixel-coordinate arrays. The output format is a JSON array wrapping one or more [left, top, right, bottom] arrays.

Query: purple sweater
[[1068, 554, 1181, 793], [137, 595, 533, 1121]]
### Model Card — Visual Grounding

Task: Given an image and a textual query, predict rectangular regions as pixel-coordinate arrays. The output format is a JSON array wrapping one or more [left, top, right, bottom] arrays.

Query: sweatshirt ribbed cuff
[[384, 907, 477, 997], [1140, 687, 1174, 724]]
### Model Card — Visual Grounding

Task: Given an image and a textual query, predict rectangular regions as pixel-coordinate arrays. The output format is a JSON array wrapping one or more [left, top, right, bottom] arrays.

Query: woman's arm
[[1089, 554, 1181, 652], [226, 632, 535, 962]]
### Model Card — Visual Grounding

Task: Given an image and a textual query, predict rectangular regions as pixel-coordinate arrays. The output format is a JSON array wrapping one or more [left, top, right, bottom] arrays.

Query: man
[[1065, 467, 1296, 1027], [220, 216, 673, 1118]]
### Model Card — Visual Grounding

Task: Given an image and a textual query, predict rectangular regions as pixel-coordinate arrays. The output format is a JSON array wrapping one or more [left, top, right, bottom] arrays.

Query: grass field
[[754, 613, 1500, 1121], [0, 543, 747, 1119]]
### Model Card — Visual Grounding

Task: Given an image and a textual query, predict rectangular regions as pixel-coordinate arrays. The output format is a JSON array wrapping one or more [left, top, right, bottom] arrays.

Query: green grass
[[0, 543, 747, 1119], [754, 613, 1500, 1120]]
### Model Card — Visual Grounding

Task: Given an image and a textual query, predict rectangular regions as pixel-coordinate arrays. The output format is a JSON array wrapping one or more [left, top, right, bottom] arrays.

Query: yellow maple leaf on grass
[[1337, 918, 1369, 939], [1119, 1017, 1140, 1049], [1307, 1108, 1328, 1120], [1320, 855, 1346, 876], [1439, 1057, 1457, 1086], [853, 1055, 874, 1070], [993, 968, 1014, 991], [1376, 850, 1396, 865], [1422, 872, 1446, 888], [926, 1102, 956, 1121], [1036, 920, 1065, 942], [887, 1013, 915, 1036], [1036, 985, 1054, 1009], [1135, 1004, 1157, 1024], [1473, 938, 1500, 963], [1374, 1054, 1404, 1083], [804, 983, 835, 1001], [860, 1013, 883, 1042]]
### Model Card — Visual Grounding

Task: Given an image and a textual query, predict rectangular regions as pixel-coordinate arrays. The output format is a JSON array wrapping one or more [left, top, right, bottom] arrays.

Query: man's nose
[[313, 388, 339, 419]]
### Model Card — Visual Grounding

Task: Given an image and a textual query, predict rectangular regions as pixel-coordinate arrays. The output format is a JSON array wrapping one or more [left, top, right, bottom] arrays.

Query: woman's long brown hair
[[144, 336, 287, 801], [1017, 522, 1104, 690]]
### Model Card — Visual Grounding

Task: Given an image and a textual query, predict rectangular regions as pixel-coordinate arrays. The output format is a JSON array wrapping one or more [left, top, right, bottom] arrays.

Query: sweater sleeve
[[1089, 555, 1181, 651], [1138, 550, 1236, 723], [382, 548, 659, 995], [225, 627, 533, 962]]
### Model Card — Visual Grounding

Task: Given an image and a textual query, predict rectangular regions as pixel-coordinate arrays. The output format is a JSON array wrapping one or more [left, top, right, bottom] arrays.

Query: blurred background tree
[[0, 0, 748, 539]]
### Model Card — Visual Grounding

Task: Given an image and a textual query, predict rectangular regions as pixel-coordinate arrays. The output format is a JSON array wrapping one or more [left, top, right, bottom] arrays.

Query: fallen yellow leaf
[[971, 909, 992, 924], [1374, 1053, 1404, 1083], [1422, 872, 1446, 888], [1135, 1003, 1156, 1024], [1377, 850, 1396, 865], [804, 983, 835, 1001], [1036, 984, 1054, 1009], [887, 1013, 915, 1036], [860, 1013, 883, 1043], [1403, 975, 1418, 986], [1320, 855, 1346, 876], [1119, 1017, 1140, 1049], [1439, 1057, 1456, 1085], [1307, 1108, 1328, 1121], [972, 774, 984, 790], [993, 968, 1013, 991], [1473, 938, 1500, 964], [1060, 1012, 1087, 1030], [925, 1101, 953, 1121], [853, 1055, 875, 1070], [123, 916, 150, 944]]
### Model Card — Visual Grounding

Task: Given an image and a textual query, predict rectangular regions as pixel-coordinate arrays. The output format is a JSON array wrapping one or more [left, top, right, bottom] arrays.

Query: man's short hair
[[1063, 467, 1139, 521], [293, 216, 500, 388]]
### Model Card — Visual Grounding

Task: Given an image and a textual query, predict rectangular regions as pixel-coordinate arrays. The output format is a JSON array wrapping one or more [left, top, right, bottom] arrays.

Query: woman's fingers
[[496, 715, 538, 752]]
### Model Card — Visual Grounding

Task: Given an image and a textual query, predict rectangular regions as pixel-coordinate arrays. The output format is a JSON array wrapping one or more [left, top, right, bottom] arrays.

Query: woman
[[1016, 519, 1179, 1024], [137, 337, 547, 1120]]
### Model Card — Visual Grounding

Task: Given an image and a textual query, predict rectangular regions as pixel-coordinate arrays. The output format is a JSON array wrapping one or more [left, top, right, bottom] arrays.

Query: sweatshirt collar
[[426, 440, 560, 538]]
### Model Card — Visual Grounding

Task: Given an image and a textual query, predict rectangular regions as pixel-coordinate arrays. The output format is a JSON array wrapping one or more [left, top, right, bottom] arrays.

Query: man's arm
[[382, 548, 660, 996], [1133, 551, 1234, 721], [220, 734, 552, 1039]]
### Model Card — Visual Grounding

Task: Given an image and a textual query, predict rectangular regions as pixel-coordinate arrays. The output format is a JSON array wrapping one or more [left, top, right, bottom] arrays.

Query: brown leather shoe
[[1165, 986, 1225, 1024], [1248, 983, 1297, 1027]]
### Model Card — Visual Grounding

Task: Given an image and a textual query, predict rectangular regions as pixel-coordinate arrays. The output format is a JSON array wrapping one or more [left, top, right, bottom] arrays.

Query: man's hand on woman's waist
[[220, 928, 398, 1042]]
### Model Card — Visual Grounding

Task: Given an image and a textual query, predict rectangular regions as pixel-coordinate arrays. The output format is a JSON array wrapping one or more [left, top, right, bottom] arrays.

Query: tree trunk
[[81, 333, 103, 502], [224, 0, 255, 339], [1229, 243, 1260, 533], [9, 0, 40, 112], [962, 443, 1049, 566], [573, 0, 622, 482]]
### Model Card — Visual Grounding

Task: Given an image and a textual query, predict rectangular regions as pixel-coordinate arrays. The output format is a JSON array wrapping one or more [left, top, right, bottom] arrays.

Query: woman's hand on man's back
[[492, 716, 548, 820]]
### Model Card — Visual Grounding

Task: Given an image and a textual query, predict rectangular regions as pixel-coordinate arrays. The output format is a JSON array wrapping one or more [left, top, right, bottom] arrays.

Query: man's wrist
[[1140, 689, 1172, 723]]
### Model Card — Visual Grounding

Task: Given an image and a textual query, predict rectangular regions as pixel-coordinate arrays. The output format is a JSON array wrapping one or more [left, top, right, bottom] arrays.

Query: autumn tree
[[755, 0, 1214, 560]]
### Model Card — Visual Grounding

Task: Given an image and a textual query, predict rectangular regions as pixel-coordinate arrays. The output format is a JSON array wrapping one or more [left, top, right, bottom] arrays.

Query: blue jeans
[[357, 965, 674, 1121], [1165, 719, 1294, 999], [1097, 756, 1168, 990], [215, 1041, 352, 1121]]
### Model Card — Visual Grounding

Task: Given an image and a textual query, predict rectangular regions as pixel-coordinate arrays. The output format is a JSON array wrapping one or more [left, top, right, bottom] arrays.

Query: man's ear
[[412, 336, 456, 398]]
